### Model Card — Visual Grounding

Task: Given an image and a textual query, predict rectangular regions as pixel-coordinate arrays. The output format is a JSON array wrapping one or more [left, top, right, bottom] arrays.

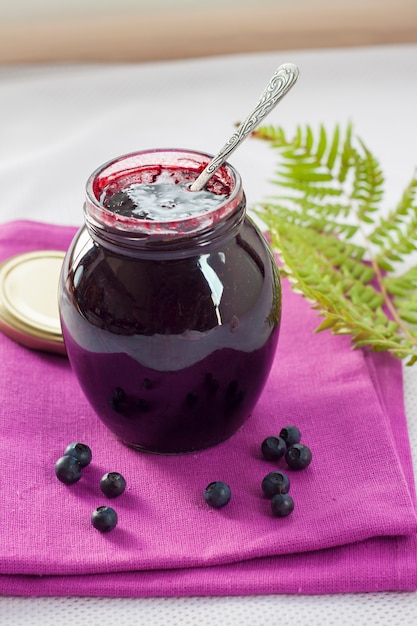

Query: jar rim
[[84, 148, 243, 240]]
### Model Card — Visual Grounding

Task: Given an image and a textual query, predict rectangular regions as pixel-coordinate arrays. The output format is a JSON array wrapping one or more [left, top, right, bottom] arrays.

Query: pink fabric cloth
[[1, 219, 417, 597]]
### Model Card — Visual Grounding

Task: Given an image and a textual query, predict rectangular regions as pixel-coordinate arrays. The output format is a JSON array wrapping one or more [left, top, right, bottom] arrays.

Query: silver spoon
[[189, 62, 299, 192]]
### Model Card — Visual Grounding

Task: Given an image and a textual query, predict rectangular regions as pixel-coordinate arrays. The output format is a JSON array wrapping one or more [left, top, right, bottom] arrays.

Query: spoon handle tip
[[190, 62, 299, 192]]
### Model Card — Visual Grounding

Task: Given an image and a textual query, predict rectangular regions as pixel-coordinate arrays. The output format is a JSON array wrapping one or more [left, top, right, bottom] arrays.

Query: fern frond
[[371, 174, 417, 269], [351, 139, 384, 223], [251, 125, 289, 146], [252, 123, 417, 364]]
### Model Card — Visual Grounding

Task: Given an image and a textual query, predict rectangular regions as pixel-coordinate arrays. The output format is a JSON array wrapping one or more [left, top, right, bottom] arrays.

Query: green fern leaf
[[337, 122, 353, 183], [326, 124, 340, 170], [252, 123, 417, 364], [316, 124, 327, 162], [372, 175, 417, 268]]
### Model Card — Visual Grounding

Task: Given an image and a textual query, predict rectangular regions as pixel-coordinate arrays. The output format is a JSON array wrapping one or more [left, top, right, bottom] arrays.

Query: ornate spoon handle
[[189, 62, 299, 192]]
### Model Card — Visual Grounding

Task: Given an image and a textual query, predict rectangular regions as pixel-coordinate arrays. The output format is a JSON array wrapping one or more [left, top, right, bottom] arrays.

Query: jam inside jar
[[59, 149, 281, 453]]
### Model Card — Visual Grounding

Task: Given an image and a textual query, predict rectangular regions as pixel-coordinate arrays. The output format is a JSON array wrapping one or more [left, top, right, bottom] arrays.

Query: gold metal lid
[[0, 250, 66, 355]]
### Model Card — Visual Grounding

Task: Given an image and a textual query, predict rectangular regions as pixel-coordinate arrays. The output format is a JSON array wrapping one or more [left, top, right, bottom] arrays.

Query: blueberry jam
[[103, 172, 228, 221], [59, 149, 281, 453]]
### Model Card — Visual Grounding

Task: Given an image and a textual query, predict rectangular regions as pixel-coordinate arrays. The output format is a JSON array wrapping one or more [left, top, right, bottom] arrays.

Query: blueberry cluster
[[261, 425, 312, 471], [261, 425, 312, 517], [54, 442, 126, 533], [54, 442, 92, 485], [202, 425, 312, 518]]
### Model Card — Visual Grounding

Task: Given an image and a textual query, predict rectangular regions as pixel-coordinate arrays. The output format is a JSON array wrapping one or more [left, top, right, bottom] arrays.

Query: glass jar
[[59, 149, 281, 453]]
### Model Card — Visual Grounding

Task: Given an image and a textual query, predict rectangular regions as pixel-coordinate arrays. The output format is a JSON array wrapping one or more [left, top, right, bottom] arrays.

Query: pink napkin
[[1, 219, 417, 597]]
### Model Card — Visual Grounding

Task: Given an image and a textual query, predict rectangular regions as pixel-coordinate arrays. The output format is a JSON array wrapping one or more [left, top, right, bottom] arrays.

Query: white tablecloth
[[1, 44, 417, 625]]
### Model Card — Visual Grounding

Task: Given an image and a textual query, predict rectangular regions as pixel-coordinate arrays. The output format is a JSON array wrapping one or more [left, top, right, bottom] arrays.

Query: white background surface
[[1, 44, 417, 624]]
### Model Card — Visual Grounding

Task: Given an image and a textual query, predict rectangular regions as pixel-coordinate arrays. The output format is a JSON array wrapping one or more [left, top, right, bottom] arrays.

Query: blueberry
[[279, 425, 301, 446], [113, 387, 127, 402], [271, 493, 294, 517], [110, 387, 128, 413], [55, 455, 82, 485], [64, 442, 92, 468], [91, 506, 118, 532], [204, 481, 231, 509], [261, 436, 286, 461], [285, 443, 312, 470], [261, 471, 290, 498], [100, 472, 126, 498]]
